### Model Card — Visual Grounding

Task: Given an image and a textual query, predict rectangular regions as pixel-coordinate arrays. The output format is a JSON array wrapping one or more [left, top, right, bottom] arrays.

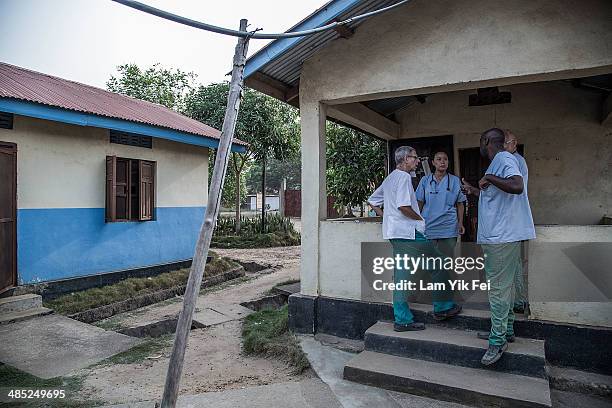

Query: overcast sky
[[0, 0, 327, 89]]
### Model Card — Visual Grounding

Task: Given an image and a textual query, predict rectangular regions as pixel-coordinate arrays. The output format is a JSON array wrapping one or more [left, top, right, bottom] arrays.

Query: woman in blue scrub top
[[416, 151, 467, 254]]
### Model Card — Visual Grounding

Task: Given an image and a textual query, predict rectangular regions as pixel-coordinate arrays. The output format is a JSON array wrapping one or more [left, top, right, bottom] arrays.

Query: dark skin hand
[[462, 175, 524, 195], [369, 205, 424, 221]]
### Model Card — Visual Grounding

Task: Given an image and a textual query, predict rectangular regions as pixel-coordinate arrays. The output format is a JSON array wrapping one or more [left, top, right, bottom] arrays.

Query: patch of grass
[[95, 334, 173, 366], [200, 275, 253, 295], [242, 305, 309, 373], [211, 231, 301, 249], [46, 253, 240, 315], [0, 364, 102, 407]]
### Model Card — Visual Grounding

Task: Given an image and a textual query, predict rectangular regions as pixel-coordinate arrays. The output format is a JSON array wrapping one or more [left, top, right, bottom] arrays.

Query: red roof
[[0, 62, 246, 146]]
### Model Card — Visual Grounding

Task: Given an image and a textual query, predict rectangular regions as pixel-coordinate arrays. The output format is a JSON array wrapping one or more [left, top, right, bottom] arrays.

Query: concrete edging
[[68, 266, 245, 324]]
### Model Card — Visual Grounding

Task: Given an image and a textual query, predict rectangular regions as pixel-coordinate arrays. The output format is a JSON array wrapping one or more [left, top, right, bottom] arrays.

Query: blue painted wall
[[17, 206, 205, 284]]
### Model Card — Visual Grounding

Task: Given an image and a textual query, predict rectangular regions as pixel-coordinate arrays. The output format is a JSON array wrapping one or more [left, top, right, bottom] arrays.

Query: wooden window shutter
[[139, 160, 155, 221], [105, 156, 117, 222], [115, 158, 130, 220]]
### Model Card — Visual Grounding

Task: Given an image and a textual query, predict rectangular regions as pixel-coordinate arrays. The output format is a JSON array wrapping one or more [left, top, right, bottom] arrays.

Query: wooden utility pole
[[160, 19, 250, 408]]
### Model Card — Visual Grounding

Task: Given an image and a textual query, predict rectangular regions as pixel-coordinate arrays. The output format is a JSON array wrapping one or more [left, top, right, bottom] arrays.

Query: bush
[[212, 214, 300, 248], [215, 213, 298, 236]]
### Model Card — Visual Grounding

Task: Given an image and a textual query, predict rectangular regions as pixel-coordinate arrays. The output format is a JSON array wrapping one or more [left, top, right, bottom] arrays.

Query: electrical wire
[[111, 0, 410, 39]]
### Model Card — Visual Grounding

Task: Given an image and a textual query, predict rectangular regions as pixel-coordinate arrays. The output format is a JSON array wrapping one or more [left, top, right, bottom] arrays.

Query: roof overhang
[[0, 98, 247, 153], [244, 0, 403, 107]]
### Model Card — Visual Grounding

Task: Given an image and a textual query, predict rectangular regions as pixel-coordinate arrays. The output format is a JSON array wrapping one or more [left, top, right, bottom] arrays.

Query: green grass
[[0, 364, 102, 407], [211, 231, 301, 249], [95, 334, 173, 366], [242, 305, 309, 373], [45, 253, 239, 315]]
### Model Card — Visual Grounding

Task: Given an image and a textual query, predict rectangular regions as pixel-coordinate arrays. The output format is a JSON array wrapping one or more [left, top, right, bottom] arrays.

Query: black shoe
[[433, 304, 462, 321], [476, 332, 515, 343], [481, 342, 508, 366], [394, 322, 426, 332]]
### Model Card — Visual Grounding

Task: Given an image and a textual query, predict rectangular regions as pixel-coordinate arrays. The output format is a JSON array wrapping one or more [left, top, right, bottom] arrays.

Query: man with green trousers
[[462, 128, 536, 365], [368, 146, 461, 332]]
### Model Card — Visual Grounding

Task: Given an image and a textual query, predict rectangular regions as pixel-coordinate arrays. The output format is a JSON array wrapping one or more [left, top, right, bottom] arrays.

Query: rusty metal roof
[[0, 61, 247, 146]]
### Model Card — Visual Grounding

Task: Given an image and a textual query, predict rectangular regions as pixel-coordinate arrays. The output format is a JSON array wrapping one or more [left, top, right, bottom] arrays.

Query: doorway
[[0, 141, 17, 293]]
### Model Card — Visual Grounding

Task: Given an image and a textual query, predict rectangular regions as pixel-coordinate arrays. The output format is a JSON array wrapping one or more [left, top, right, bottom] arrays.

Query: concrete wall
[[300, 0, 612, 104], [396, 81, 612, 225], [318, 221, 612, 327], [0, 115, 209, 283], [529, 225, 612, 327]]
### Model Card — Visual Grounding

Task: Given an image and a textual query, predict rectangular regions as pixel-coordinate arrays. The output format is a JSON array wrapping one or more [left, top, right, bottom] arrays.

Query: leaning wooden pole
[[161, 18, 250, 408]]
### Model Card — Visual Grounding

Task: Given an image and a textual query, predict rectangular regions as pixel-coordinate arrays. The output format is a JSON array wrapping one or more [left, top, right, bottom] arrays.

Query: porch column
[[300, 100, 327, 296]]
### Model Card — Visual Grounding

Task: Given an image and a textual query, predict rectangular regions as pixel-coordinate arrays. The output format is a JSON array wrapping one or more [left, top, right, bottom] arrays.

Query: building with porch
[[0, 62, 246, 294], [245, 0, 612, 405]]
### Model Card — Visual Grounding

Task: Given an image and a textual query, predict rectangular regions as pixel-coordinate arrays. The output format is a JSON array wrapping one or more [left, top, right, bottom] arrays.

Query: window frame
[[105, 155, 156, 223]]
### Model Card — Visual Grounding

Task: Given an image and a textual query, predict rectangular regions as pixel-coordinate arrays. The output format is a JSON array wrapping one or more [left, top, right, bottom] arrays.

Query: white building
[[0, 62, 246, 291], [244, 0, 612, 395]]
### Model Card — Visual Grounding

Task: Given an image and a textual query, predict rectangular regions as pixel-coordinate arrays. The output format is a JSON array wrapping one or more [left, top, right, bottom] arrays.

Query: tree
[[246, 157, 301, 194], [107, 63, 195, 111], [208, 150, 248, 208], [184, 83, 299, 232], [326, 122, 386, 216]]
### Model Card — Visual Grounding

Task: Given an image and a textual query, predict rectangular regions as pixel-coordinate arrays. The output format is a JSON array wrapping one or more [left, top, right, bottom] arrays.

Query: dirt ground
[[77, 245, 303, 405]]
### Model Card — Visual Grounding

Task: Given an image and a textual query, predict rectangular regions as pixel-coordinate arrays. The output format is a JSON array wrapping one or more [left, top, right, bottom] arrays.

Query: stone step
[[0, 294, 43, 313], [0, 307, 53, 325], [344, 351, 552, 408], [365, 321, 546, 378]]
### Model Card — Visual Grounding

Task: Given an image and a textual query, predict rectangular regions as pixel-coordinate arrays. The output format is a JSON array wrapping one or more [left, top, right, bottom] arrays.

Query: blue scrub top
[[416, 173, 466, 239], [477, 151, 536, 244]]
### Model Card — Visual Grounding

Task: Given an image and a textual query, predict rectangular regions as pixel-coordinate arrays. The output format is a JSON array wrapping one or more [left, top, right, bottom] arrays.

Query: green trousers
[[390, 232, 456, 325], [482, 242, 522, 346], [513, 241, 528, 309]]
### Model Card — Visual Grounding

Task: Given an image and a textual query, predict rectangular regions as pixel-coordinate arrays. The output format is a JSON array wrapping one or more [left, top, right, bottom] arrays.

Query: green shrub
[[215, 213, 299, 236]]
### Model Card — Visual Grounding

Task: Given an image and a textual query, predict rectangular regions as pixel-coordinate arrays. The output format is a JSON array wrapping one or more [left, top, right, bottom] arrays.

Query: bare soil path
[[78, 246, 303, 405]]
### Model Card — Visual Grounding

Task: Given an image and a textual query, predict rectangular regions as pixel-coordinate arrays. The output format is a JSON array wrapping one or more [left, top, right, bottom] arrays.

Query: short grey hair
[[395, 146, 416, 165]]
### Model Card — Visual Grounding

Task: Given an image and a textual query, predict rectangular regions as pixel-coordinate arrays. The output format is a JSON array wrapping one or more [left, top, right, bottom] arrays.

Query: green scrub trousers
[[481, 241, 522, 346], [390, 231, 456, 325]]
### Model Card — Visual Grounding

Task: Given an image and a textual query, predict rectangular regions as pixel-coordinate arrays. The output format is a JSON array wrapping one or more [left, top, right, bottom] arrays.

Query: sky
[[0, 0, 327, 89]]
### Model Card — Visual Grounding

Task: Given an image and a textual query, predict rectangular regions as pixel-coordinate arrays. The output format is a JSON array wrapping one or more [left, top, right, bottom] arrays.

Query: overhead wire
[[111, 0, 410, 39]]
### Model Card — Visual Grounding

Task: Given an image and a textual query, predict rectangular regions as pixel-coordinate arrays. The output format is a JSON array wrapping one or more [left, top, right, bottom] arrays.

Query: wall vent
[[0, 112, 14, 129], [110, 130, 152, 148]]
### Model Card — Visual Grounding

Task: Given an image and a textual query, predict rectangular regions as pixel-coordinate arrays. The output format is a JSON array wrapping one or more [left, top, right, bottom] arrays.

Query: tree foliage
[[208, 150, 249, 208], [107, 63, 195, 111], [326, 122, 386, 209], [184, 82, 300, 162], [246, 157, 301, 194]]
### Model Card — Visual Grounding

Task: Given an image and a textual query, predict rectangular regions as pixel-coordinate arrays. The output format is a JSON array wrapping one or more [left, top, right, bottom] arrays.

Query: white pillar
[[300, 100, 327, 296]]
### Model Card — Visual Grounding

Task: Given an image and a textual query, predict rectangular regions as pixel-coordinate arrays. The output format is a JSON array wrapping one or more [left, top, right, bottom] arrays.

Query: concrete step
[[0, 293, 43, 313], [365, 321, 546, 378], [344, 351, 552, 408], [0, 307, 53, 325]]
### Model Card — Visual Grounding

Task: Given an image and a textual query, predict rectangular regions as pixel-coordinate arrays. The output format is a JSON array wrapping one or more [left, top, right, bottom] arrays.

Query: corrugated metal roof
[[245, 0, 401, 89], [0, 62, 247, 146]]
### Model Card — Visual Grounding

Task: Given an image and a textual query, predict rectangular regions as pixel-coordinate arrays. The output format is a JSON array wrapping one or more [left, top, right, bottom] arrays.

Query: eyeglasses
[[406, 155, 419, 160]]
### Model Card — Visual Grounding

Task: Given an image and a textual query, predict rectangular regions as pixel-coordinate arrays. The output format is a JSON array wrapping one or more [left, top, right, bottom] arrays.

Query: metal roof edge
[[0, 98, 247, 153], [244, 0, 363, 80]]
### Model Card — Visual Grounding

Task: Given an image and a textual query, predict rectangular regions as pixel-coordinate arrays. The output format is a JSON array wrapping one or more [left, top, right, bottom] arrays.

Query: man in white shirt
[[368, 146, 461, 331], [461, 128, 536, 366]]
